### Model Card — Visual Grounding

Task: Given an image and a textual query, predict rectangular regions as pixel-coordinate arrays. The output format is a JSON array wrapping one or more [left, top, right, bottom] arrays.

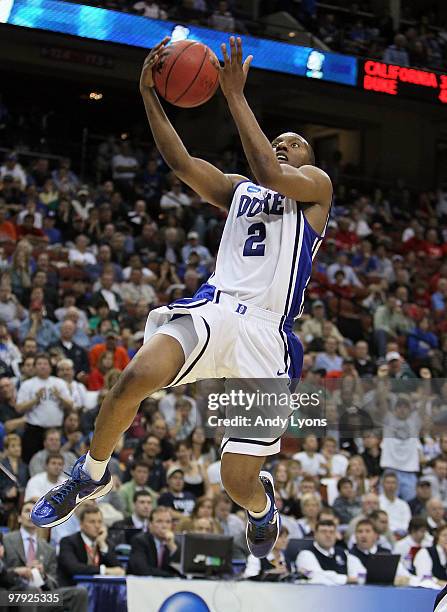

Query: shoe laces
[[51, 469, 84, 504], [253, 508, 277, 539]]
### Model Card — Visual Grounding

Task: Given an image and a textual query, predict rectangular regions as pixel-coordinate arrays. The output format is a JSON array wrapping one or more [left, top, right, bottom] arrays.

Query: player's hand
[[219, 36, 253, 99], [140, 37, 170, 93]]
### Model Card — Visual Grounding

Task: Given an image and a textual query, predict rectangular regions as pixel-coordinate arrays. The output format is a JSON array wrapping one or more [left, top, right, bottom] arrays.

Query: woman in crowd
[[87, 350, 115, 390], [173, 440, 210, 498], [297, 493, 322, 538], [60, 411, 86, 458], [273, 460, 301, 518], [188, 426, 216, 466], [347, 455, 373, 495]]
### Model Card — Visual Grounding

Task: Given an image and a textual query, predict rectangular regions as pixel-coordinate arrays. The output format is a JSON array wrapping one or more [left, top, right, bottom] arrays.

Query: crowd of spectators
[[2, 97, 447, 599], [62, 0, 447, 72]]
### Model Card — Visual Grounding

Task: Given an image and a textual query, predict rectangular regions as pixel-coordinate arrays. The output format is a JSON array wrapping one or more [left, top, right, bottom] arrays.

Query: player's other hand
[[140, 36, 171, 93], [219, 36, 253, 99]]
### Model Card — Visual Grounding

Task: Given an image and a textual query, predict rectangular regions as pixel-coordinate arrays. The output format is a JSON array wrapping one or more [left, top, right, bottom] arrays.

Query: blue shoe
[[246, 470, 281, 559], [30, 454, 113, 528]]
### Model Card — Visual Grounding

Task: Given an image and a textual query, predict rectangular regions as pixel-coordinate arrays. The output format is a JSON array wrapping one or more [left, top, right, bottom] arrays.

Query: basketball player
[[31, 36, 332, 559]]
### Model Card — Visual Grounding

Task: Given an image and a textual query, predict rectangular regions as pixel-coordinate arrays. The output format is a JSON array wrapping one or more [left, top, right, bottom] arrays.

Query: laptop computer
[[365, 553, 400, 584]]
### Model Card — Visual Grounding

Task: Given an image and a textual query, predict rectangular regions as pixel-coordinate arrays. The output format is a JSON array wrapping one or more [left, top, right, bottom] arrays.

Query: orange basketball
[[153, 40, 220, 108]]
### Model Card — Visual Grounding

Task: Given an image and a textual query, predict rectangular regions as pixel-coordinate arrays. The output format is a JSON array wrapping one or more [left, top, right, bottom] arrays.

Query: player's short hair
[[133, 490, 153, 504], [316, 520, 336, 531], [408, 517, 428, 533], [337, 477, 353, 492], [355, 518, 377, 532], [150, 506, 172, 522], [45, 451, 64, 465], [4, 433, 21, 449], [79, 504, 102, 523]]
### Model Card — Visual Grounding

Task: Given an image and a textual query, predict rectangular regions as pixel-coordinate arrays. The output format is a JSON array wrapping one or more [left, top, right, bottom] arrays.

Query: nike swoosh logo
[[75, 487, 102, 504], [277, 370, 286, 376]]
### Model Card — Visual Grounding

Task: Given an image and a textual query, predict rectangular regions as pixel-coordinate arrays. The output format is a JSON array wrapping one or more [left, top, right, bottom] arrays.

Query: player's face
[[272, 133, 311, 168]]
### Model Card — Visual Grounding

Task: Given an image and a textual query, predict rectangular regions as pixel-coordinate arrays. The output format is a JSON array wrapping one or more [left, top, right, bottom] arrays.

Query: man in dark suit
[[3, 500, 88, 612], [109, 490, 153, 550], [127, 506, 180, 576], [58, 504, 125, 586]]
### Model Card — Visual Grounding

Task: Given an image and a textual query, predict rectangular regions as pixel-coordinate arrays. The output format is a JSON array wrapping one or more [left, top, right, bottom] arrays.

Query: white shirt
[[69, 248, 97, 266], [64, 379, 93, 411], [296, 542, 364, 585], [244, 550, 288, 578], [352, 543, 410, 578], [17, 209, 43, 229], [325, 453, 349, 477], [133, 1, 167, 18], [326, 263, 362, 287], [0, 163, 27, 189], [394, 533, 433, 558], [17, 376, 71, 427], [112, 154, 138, 180], [380, 412, 421, 472], [292, 451, 326, 476], [414, 545, 446, 579], [160, 190, 191, 210], [207, 461, 222, 488], [25, 471, 66, 500], [379, 494, 412, 533]]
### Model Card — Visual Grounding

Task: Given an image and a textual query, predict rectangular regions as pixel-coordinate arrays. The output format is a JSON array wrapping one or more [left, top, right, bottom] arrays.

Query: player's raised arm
[[218, 37, 332, 211], [140, 38, 246, 210]]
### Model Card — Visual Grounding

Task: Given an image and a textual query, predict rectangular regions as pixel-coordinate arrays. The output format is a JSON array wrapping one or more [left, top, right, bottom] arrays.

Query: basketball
[[153, 40, 220, 108]]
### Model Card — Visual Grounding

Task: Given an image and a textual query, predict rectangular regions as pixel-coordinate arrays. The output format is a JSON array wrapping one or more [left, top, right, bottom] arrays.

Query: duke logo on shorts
[[144, 180, 329, 456]]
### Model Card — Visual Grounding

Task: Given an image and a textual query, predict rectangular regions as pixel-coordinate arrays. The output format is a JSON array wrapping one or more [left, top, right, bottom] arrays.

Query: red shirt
[[89, 344, 130, 370]]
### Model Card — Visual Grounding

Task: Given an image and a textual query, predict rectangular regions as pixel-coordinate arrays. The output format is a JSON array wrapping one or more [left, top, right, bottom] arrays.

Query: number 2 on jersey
[[243, 222, 266, 256]]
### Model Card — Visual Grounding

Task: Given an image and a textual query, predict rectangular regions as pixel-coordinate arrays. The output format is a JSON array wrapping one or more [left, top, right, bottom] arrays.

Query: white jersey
[[210, 180, 326, 318]]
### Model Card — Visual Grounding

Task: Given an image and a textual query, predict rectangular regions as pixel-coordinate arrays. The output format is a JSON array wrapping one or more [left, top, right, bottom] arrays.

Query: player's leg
[[221, 451, 280, 558], [31, 333, 185, 528]]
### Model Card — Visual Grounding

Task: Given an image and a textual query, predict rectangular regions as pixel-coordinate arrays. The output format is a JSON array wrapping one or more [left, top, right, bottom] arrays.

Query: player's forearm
[[141, 88, 191, 172], [226, 93, 280, 185]]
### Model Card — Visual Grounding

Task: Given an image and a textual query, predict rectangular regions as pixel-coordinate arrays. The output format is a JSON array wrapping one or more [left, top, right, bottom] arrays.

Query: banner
[[126, 576, 437, 612]]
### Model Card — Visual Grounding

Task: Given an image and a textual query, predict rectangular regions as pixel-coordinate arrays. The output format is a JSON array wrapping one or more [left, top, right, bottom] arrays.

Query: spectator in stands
[[118, 268, 157, 307], [353, 341, 376, 378], [425, 498, 446, 536], [0, 377, 23, 434], [0, 277, 27, 335], [314, 337, 343, 375], [293, 434, 326, 476], [344, 492, 380, 545], [29, 427, 76, 477], [0, 433, 27, 501], [89, 330, 129, 371], [90, 271, 123, 317], [158, 466, 195, 519], [383, 34, 410, 67], [57, 359, 90, 412], [134, 0, 167, 19], [111, 490, 153, 534], [181, 231, 211, 266], [50, 320, 89, 377], [333, 477, 362, 525], [111, 141, 139, 190], [379, 472, 411, 535], [132, 434, 167, 491], [408, 478, 432, 517], [3, 500, 89, 612], [16, 353, 73, 462], [119, 460, 158, 517], [394, 517, 433, 571], [349, 518, 410, 585], [424, 458, 447, 505], [209, 0, 235, 32], [213, 492, 245, 538], [272, 461, 301, 517], [127, 506, 180, 576], [0, 152, 26, 189], [327, 253, 362, 287], [361, 430, 382, 478], [58, 505, 124, 586], [19, 302, 58, 351], [168, 398, 196, 442], [24, 452, 66, 500], [244, 525, 290, 579], [297, 493, 322, 538], [68, 234, 96, 267], [414, 524, 447, 586], [296, 520, 363, 585]]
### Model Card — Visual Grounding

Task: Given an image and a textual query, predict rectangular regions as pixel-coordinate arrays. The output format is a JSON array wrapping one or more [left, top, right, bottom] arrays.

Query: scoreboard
[[359, 59, 447, 105]]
